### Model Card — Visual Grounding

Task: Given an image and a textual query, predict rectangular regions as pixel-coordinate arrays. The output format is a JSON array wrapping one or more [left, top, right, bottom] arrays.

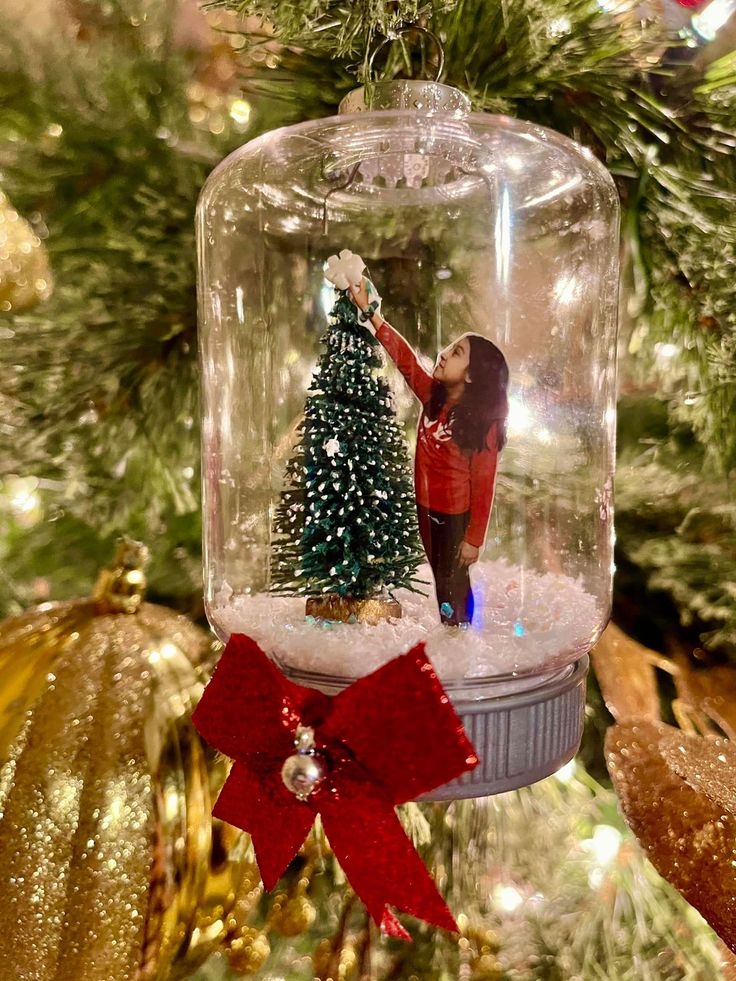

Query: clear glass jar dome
[[197, 84, 619, 703]]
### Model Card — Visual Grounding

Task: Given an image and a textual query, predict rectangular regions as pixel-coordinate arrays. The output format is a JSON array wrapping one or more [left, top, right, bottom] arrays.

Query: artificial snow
[[210, 559, 604, 693]]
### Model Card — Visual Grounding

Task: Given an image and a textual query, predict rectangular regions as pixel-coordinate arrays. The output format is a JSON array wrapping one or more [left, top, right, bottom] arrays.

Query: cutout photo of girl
[[348, 276, 509, 627]]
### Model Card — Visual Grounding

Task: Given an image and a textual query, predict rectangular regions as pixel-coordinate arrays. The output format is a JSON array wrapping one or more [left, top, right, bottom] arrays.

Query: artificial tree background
[[1, 0, 736, 977]]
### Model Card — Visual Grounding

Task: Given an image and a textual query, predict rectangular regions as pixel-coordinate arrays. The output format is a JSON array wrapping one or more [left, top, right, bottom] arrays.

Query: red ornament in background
[[674, 0, 708, 7], [192, 633, 479, 941]]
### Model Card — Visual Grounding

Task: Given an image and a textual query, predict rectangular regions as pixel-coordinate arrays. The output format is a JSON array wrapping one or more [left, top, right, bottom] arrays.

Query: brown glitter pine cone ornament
[[0, 539, 256, 981], [594, 622, 736, 954]]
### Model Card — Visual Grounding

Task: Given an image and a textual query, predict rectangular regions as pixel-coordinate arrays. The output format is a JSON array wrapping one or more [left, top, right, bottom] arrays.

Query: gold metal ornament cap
[[91, 537, 149, 614]]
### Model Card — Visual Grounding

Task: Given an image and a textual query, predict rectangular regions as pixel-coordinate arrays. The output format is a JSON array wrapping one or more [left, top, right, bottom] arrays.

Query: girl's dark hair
[[425, 333, 509, 454]]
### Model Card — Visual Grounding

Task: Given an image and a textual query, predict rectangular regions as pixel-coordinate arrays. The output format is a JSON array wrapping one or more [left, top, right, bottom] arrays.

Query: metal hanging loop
[[367, 23, 445, 84]]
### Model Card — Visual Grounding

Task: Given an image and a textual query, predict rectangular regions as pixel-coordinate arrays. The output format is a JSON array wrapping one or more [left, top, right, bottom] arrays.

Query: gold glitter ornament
[[0, 189, 53, 314], [268, 892, 317, 936], [225, 925, 271, 975], [606, 719, 736, 952], [0, 539, 252, 980]]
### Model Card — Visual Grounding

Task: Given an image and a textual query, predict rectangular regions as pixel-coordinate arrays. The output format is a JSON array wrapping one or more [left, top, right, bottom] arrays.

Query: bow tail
[[319, 777, 459, 941], [214, 762, 316, 891]]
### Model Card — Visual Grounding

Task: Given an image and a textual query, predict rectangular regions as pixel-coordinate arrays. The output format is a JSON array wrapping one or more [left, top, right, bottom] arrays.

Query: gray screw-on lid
[[419, 656, 589, 801]]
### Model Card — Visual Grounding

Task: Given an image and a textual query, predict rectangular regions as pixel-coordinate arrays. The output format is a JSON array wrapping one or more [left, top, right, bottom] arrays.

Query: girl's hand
[[456, 541, 480, 567], [348, 277, 370, 311]]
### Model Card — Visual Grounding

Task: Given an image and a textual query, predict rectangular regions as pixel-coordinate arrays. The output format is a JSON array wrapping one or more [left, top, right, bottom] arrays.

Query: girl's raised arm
[[349, 280, 434, 405], [373, 320, 434, 405]]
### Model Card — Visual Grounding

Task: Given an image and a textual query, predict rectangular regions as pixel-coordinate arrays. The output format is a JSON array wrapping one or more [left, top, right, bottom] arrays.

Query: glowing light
[[100, 792, 125, 830], [10, 485, 39, 513], [6, 476, 42, 527], [165, 787, 181, 819], [655, 342, 679, 359], [555, 759, 576, 783], [537, 427, 552, 445], [493, 884, 524, 912], [583, 824, 622, 866], [692, 0, 736, 40], [229, 98, 251, 126], [553, 273, 580, 306], [280, 215, 302, 232], [507, 396, 532, 436], [547, 15, 571, 36]]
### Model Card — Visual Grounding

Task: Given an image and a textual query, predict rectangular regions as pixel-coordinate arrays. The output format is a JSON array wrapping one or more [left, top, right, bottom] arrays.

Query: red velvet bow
[[192, 633, 479, 941]]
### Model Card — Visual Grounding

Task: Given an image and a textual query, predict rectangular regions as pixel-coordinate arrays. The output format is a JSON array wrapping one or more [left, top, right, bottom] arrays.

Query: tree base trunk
[[305, 594, 402, 625]]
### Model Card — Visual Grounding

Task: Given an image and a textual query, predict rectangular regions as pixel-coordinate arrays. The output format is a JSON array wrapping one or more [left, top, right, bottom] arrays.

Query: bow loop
[[192, 633, 330, 762], [322, 643, 478, 803]]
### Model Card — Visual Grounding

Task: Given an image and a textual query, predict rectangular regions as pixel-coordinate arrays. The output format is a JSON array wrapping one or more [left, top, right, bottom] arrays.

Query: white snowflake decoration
[[324, 249, 365, 291], [323, 437, 341, 458]]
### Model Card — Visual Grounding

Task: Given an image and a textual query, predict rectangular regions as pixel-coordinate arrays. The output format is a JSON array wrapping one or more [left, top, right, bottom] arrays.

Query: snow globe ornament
[[197, 58, 620, 799]]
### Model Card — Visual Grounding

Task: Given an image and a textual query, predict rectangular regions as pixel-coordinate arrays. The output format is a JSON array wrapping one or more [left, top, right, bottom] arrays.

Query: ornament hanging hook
[[368, 22, 445, 84]]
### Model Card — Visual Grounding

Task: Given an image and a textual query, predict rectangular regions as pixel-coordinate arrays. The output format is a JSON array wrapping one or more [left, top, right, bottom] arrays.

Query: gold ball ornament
[[0, 539, 253, 980], [0, 189, 53, 314], [225, 926, 271, 975], [268, 892, 317, 936]]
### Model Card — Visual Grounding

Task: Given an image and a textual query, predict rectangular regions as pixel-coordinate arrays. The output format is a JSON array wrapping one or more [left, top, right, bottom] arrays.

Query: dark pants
[[417, 504, 474, 626]]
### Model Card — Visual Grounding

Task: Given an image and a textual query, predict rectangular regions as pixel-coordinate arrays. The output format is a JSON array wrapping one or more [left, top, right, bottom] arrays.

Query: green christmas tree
[[270, 290, 424, 601]]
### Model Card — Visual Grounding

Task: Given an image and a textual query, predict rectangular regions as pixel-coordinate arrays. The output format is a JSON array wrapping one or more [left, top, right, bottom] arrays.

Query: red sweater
[[375, 320, 499, 548]]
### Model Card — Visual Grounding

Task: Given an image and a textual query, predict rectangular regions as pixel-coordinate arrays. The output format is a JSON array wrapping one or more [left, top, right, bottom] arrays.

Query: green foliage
[[0, 2, 248, 611], [614, 396, 736, 658], [191, 767, 727, 979], [270, 292, 424, 599], [212, 0, 431, 69]]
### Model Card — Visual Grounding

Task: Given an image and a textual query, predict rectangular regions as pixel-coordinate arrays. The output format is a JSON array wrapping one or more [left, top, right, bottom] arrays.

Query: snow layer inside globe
[[210, 559, 604, 690]]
